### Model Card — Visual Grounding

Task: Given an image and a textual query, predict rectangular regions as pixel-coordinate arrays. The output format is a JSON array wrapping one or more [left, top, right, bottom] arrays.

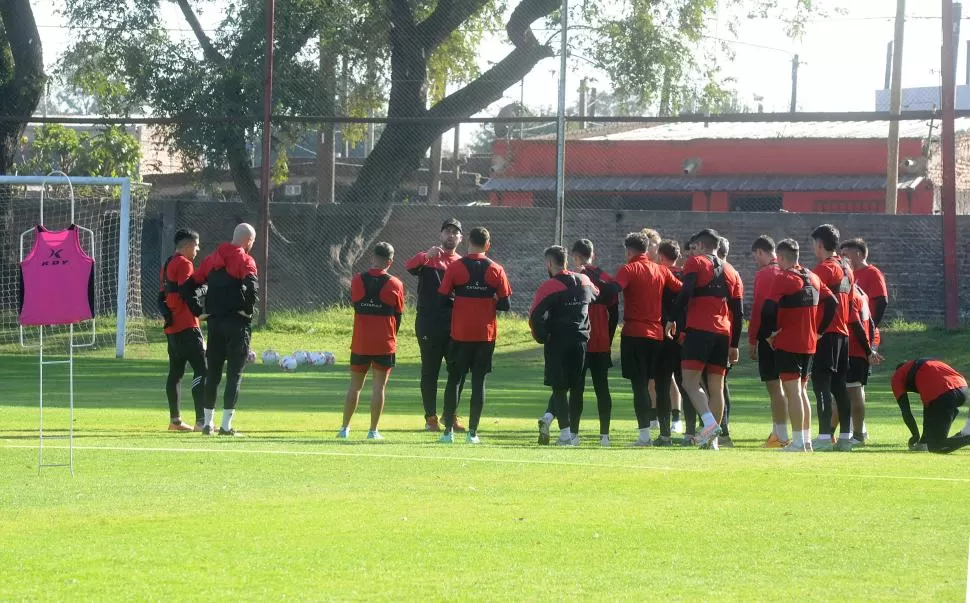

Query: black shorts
[[812, 332, 848, 378], [544, 341, 587, 389], [846, 356, 871, 387], [448, 340, 496, 375], [620, 335, 662, 380], [585, 351, 613, 372], [757, 340, 779, 382], [656, 338, 681, 380], [681, 329, 730, 376], [350, 353, 396, 373], [775, 350, 813, 382], [923, 387, 968, 448], [167, 327, 206, 366]]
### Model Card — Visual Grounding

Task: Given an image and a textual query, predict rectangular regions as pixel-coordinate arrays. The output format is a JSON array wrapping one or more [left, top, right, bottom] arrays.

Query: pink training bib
[[19, 225, 95, 326]]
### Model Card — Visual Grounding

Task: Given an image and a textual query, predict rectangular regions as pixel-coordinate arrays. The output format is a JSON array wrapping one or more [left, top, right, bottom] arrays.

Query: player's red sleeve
[[729, 269, 743, 299], [581, 273, 600, 299], [529, 279, 564, 316], [891, 365, 907, 399], [873, 269, 889, 299], [405, 252, 427, 273], [438, 264, 457, 295], [380, 277, 406, 313], [613, 264, 631, 290], [683, 255, 703, 276], [243, 255, 258, 277], [193, 255, 212, 284], [350, 274, 364, 303], [493, 265, 512, 298], [172, 258, 193, 285]]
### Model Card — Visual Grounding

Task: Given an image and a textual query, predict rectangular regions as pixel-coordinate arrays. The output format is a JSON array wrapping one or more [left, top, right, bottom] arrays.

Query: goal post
[[0, 175, 147, 358]]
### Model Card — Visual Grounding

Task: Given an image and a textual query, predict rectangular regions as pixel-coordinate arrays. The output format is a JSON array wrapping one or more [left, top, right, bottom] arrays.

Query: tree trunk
[[316, 35, 337, 205], [0, 0, 45, 175]]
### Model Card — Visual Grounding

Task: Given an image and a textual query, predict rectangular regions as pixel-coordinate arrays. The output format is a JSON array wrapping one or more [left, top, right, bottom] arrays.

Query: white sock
[[542, 413, 554, 425], [801, 429, 811, 444], [638, 427, 651, 440], [817, 433, 832, 442], [962, 415, 970, 435], [774, 423, 789, 441], [838, 432, 852, 441], [701, 412, 716, 428], [792, 431, 804, 447], [204, 408, 214, 427], [862, 421, 868, 435], [848, 418, 854, 433], [221, 409, 235, 431], [560, 428, 571, 440]]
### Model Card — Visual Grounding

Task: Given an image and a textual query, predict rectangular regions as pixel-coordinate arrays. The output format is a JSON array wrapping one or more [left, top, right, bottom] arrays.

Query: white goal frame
[[0, 175, 134, 358]]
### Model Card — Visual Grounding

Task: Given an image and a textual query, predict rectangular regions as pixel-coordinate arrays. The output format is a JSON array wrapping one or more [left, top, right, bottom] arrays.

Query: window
[[731, 195, 783, 212], [813, 200, 882, 213]]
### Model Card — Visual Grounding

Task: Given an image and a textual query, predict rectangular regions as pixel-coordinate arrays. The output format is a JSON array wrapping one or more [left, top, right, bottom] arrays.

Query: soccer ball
[[308, 352, 326, 366], [293, 351, 310, 365], [262, 349, 280, 365], [279, 355, 298, 372], [323, 351, 336, 365], [246, 349, 257, 364]]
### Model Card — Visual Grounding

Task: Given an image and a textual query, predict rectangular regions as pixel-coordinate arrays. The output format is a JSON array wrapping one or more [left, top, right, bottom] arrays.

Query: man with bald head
[[187, 222, 259, 435]]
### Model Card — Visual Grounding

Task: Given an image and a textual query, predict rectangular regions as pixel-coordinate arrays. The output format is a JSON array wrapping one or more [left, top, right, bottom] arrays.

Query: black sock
[[671, 409, 681, 422]]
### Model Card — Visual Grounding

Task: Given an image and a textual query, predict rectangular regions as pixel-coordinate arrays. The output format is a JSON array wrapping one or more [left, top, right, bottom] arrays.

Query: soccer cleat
[[681, 434, 698, 447], [556, 435, 578, 447], [702, 437, 720, 451], [193, 422, 207, 433], [537, 418, 551, 446], [217, 428, 241, 437], [201, 425, 215, 436], [763, 433, 790, 449], [696, 423, 722, 448], [649, 419, 660, 430], [337, 427, 350, 439], [811, 437, 834, 452], [168, 421, 193, 432], [367, 430, 384, 440], [834, 438, 856, 452], [780, 442, 811, 452], [655, 436, 673, 447], [717, 435, 735, 448], [671, 420, 685, 434], [439, 432, 454, 444], [466, 433, 481, 445], [631, 437, 653, 447], [452, 417, 467, 433], [849, 437, 865, 448], [600, 435, 611, 447], [424, 416, 441, 432]]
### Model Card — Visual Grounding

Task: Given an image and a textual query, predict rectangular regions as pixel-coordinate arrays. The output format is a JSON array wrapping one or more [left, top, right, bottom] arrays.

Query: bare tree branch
[[506, 0, 561, 48], [172, 0, 226, 66], [417, 0, 490, 51]]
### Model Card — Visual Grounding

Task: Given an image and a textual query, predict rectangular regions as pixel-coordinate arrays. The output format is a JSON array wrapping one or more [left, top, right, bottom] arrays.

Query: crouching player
[[892, 359, 970, 453], [338, 242, 405, 440]]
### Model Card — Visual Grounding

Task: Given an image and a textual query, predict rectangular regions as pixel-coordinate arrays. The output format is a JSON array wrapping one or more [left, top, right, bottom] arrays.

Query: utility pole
[[790, 54, 800, 113], [942, 0, 960, 328], [579, 77, 588, 129], [257, 0, 276, 325], [554, 0, 568, 246], [885, 0, 905, 215]]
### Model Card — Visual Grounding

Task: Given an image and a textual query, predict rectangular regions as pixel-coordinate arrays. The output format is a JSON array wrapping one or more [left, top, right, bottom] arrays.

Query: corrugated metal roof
[[480, 175, 925, 193], [574, 119, 970, 141]]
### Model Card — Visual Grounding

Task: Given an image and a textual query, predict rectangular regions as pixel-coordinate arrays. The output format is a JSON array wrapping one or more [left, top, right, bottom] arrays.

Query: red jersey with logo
[[847, 285, 872, 359], [405, 249, 462, 315], [350, 269, 405, 355], [854, 263, 887, 346], [161, 254, 200, 335], [581, 265, 617, 353], [438, 253, 512, 342], [749, 261, 782, 345], [891, 360, 967, 407], [613, 254, 682, 340], [683, 254, 743, 336], [812, 256, 853, 337], [767, 266, 834, 355]]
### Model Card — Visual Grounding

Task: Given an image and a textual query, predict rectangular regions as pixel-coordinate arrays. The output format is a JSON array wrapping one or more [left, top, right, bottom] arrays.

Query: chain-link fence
[[2, 0, 968, 338]]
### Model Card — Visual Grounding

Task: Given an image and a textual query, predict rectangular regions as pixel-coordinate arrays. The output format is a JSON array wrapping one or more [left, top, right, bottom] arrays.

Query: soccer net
[[0, 176, 148, 356]]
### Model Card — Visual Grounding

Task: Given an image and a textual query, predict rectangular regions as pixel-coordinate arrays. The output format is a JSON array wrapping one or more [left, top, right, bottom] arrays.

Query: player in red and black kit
[[675, 229, 743, 449], [749, 235, 788, 448], [810, 224, 855, 451], [405, 218, 465, 432], [844, 284, 884, 444], [536, 239, 618, 446], [437, 227, 512, 444], [759, 239, 838, 452], [603, 231, 682, 447], [338, 242, 406, 440], [709, 236, 743, 447], [529, 246, 599, 446], [892, 359, 970, 453], [657, 240, 688, 442], [183, 223, 258, 436], [158, 228, 206, 432]]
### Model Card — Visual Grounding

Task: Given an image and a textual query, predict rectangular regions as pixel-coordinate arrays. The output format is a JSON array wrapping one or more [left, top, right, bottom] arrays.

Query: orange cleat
[[763, 433, 790, 448], [168, 421, 194, 432], [452, 416, 467, 433], [425, 415, 442, 432]]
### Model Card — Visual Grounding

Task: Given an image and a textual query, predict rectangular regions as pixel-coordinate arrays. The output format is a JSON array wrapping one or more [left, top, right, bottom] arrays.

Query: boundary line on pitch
[[3, 443, 970, 482]]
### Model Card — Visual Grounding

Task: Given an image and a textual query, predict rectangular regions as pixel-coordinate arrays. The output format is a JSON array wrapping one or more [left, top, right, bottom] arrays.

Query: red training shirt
[[161, 254, 200, 335], [847, 285, 871, 359], [749, 260, 782, 345], [683, 255, 743, 337], [438, 253, 512, 342], [812, 256, 853, 337], [581, 265, 617, 354], [613, 254, 682, 340], [767, 266, 834, 355], [350, 268, 405, 356], [891, 360, 967, 407], [854, 263, 888, 346]]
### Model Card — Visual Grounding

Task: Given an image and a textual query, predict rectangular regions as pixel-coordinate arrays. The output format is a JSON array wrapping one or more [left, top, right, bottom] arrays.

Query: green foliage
[[18, 123, 141, 179]]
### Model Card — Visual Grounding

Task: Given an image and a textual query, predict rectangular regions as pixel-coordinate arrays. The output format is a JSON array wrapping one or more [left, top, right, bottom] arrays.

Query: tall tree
[[0, 0, 45, 175]]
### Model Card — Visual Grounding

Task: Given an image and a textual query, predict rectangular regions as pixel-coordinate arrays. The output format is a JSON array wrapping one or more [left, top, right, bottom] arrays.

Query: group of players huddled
[[159, 219, 970, 453]]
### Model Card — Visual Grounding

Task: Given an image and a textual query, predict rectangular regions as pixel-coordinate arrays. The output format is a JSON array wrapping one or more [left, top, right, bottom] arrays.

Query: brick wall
[[145, 201, 967, 324]]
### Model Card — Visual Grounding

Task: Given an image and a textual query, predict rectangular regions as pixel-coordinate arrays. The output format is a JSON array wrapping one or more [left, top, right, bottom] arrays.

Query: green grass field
[[2, 310, 970, 600]]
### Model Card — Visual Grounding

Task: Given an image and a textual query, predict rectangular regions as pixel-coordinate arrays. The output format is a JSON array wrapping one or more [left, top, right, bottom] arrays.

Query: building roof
[[480, 175, 925, 193], [572, 119, 970, 142]]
